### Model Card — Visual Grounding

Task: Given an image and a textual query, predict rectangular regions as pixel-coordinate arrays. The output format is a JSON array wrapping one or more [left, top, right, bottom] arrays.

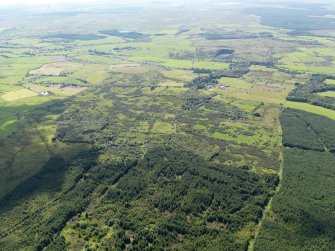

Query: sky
[[0, 0, 158, 5], [0, 0, 97, 4], [0, 0, 150, 5], [0, 0, 329, 6]]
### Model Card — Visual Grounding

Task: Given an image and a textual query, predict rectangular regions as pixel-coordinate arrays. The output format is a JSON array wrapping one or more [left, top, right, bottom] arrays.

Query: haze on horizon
[[0, 0, 331, 6]]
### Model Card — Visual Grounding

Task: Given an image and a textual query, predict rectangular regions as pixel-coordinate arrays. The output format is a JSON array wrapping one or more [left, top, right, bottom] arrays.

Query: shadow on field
[[0, 157, 68, 212], [0, 99, 72, 211]]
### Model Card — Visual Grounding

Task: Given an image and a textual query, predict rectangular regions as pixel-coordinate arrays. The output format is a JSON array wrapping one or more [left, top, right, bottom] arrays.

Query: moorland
[[1, 0, 335, 250]]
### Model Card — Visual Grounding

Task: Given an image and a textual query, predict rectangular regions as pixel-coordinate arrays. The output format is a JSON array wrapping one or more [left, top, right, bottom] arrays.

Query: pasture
[[284, 101, 335, 120], [29, 62, 82, 76], [317, 91, 335, 98], [1, 88, 37, 101]]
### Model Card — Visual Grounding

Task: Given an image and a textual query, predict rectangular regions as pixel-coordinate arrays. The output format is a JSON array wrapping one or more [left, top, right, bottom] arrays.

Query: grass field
[[0, 85, 22, 94], [152, 121, 175, 134], [317, 91, 335, 97], [224, 89, 288, 104], [1, 88, 37, 101], [325, 79, 335, 85], [29, 62, 82, 76], [132, 56, 230, 69], [69, 64, 109, 84], [219, 77, 251, 89], [24, 83, 86, 97], [285, 101, 335, 120], [276, 47, 335, 75]]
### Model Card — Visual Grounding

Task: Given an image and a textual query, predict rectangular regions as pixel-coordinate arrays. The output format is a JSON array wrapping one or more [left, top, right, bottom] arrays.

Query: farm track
[[247, 151, 284, 251]]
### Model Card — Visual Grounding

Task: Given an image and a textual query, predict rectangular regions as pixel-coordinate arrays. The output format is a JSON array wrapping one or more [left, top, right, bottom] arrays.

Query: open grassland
[[276, 47, 335, 75], [317, 91, 335, 98], [0, 101, 90, 198], [24, 83, 86, 97], [109, 64, 153, 74], [219, 77, 251, 89], [161, 69, 197, 81], [30, 65, 64, 76], [69, 64, 109, 84], [132, 57, 230, 69], [244, 65, 299, 87], [1, 88, 37, 101], [152, 121, 175, 134], [0, 85, 22, 94], [284, 101, 335, 121], [0, 56, 52, 79], [277, 64, 335, 75], [222, 89, 289, 104], [325, 79, 335, 85], [29, 62, 82, 76], [74, 54, 122, 64], [212, 120, 279, 150]]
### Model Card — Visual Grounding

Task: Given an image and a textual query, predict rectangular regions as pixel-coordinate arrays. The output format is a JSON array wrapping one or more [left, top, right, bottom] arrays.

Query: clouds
[[0, 0, 155, 5], [0, 0, 99, 5], [0, 0, 325, 7]]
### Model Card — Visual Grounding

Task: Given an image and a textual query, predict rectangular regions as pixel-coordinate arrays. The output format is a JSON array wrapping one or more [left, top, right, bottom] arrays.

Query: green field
[[1, 88, 37, 101], [317, 91, 335, 97], [284, 101, 335, 121]]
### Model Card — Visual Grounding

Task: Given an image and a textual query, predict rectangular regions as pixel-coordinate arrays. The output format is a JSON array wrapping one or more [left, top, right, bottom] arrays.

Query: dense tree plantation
[[281, 109, 335, 152], [255, 148, 335, 251], [255, 108, 335, 250], [59, 147, 277, 250]]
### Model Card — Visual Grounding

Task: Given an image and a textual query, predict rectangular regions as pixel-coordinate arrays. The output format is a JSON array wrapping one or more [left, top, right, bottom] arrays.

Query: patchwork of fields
[[0, 1, 335, 250]]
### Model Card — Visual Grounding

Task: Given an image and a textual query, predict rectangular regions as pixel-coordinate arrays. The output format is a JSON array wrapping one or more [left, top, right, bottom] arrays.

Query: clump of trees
[[185, 75, 219, 89], [186, 63, 250, 90], [287, 74, 335, 110], [192, 68, 212, 74]]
